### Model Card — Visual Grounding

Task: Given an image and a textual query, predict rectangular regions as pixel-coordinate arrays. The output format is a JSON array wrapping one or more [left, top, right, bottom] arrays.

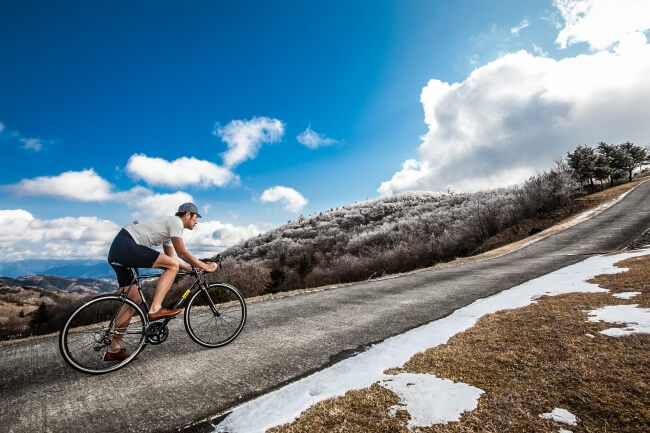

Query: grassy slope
[[0, 285, 88, 339]]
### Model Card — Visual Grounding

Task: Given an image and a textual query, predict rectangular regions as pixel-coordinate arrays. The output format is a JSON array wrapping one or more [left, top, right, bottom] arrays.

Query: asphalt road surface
[[1, 180, 649, 433]]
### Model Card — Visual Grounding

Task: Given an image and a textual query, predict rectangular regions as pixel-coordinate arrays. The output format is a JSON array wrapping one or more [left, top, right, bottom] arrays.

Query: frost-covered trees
[[214, 164, 584, 294], [206, 141, 646, 297]]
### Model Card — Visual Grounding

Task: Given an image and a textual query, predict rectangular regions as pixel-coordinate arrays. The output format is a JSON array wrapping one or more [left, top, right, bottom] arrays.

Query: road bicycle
[[59, 257, 247, 374]]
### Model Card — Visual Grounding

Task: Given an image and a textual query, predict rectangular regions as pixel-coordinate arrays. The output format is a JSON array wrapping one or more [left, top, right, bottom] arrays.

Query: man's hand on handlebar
[[203, 262, 218, 272]]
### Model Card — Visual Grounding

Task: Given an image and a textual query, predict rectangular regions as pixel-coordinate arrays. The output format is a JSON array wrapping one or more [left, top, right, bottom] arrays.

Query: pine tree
[[566, 145, 597, 190], [265, 266, 286, 294], [30, 302, 48, 334], [618, 141, 649, 181]]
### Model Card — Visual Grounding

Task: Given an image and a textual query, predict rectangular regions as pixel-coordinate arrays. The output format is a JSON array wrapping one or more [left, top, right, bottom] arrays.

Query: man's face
[[183, 212, 199, 229]]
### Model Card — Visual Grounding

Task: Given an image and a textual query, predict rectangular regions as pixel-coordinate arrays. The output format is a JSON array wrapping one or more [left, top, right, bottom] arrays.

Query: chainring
[[145, 322, 169, 345]]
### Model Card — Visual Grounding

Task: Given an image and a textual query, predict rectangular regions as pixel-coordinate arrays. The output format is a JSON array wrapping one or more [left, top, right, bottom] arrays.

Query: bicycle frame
[[118, 267, 220, 321]]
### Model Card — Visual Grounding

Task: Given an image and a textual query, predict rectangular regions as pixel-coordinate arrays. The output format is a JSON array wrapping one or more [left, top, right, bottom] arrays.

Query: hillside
[[0, 275, 116, 294], [0, 274, 117, 340], [207, 168, 579, 296], [0, 283, 91, 340], [199, 169, 649, 301]]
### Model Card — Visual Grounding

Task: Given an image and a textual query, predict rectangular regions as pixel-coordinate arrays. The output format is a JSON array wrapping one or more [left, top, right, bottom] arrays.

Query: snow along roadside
[[213, 248, 650, 433]]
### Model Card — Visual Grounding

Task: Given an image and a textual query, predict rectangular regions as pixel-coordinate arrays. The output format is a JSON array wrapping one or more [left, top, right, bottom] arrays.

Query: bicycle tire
[[184, 283, 247, 348], [59, 295, 147, 374]]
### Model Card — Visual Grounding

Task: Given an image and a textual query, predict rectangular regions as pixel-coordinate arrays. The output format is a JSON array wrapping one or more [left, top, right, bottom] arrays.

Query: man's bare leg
[[149, 254, 181, 314], [109, 284, 143, 352]]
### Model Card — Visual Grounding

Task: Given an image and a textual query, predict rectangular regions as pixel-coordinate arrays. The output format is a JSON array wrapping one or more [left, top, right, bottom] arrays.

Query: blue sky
[[1, 0, 649, 261]]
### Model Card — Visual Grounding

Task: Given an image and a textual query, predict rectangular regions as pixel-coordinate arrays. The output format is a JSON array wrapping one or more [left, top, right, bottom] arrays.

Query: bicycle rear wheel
[[59, 295, 147, 374], [184, 283, 247, 348]]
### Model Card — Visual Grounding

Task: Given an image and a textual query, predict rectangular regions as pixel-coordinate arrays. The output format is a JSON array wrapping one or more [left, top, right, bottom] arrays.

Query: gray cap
[[177, 202, 202, 218]]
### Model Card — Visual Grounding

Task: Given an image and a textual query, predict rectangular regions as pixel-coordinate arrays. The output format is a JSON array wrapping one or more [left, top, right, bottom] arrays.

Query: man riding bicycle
[[106, 202, 217, 361]]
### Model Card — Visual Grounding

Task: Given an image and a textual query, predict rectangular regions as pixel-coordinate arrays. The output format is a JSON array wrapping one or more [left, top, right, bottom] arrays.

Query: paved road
[[1, 181, 649, 433]]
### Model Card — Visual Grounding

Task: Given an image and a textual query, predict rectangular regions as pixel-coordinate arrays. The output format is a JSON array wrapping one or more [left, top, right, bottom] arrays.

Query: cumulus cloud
[[510, 18, 530, 35], [554, 0, 650, 50], [297, 125, 339, 149], [5, 170, 195, 218], [215, 117, 285, 168], [379, 1, 650, 196], [261, 186, 308, 212], [7, 169, 116, 201], [182, 219, 265, 258], [125, 189, 194, 218], [126, 154, 237, 188], [0, 209, 261, 261], [378, 160, 433, 196], [0, 209, 120, 261]]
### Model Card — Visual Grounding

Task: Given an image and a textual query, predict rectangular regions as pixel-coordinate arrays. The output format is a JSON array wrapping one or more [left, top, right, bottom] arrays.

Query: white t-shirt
[[124, 216, 184, 248]]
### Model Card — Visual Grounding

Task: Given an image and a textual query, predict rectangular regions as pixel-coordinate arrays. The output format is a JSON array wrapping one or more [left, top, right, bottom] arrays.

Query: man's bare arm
[[163, 244, 191, 271], [170, 237, 217, 272]]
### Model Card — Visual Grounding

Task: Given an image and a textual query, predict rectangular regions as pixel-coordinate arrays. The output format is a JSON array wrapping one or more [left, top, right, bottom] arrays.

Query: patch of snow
[[380, 373, 483, 429], [584, 333, 595, 338], [586, 304, 650, 337], [559, 429, 573, 433], [612, 291, 641, 299], [539, 408, 578, 426], [213, 249, 649, 433]]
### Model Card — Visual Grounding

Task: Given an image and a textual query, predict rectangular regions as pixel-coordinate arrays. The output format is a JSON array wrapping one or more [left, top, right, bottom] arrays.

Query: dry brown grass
[[268, 254, 650, 433], [0, 302, 38, 330]]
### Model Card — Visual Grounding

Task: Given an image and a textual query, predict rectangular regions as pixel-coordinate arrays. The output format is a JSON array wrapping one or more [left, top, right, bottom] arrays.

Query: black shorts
[[107, 229, 161, 287]]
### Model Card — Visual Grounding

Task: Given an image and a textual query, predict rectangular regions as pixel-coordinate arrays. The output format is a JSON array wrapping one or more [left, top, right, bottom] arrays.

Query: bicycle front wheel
[[184, 283, 247, 348], [59, 295, 147, 374]]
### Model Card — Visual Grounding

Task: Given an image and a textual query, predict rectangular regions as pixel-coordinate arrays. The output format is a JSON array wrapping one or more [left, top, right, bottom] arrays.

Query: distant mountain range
[[0, 259, 115, 279], [0, 274, 116, 294]]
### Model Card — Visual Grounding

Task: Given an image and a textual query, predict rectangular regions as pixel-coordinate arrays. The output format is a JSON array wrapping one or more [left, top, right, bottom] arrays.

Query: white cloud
[[532, 44, 549, 56], [5, 169, 195, 218], [510, 18, 530, 35], [0, 122, 49, 151], [261, 186, 308, 212], [379, 2, 650, 196], [215, 117, 285, 168], [554, 0, 650, 50], [297, 125, 338, 149], [7, 169, 115, 201], [125, 189, 194, 218], [378, 160, 433, 196], [0, 209, 120, 261], [0, 209, 259, 261], [182, 219, 265, 257], [126, 154, 237, 188], [21, 138, 43, 151]]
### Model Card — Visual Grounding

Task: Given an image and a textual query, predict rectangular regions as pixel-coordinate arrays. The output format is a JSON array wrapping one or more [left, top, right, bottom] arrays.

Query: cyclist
[[105, 202, 217, 361]]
